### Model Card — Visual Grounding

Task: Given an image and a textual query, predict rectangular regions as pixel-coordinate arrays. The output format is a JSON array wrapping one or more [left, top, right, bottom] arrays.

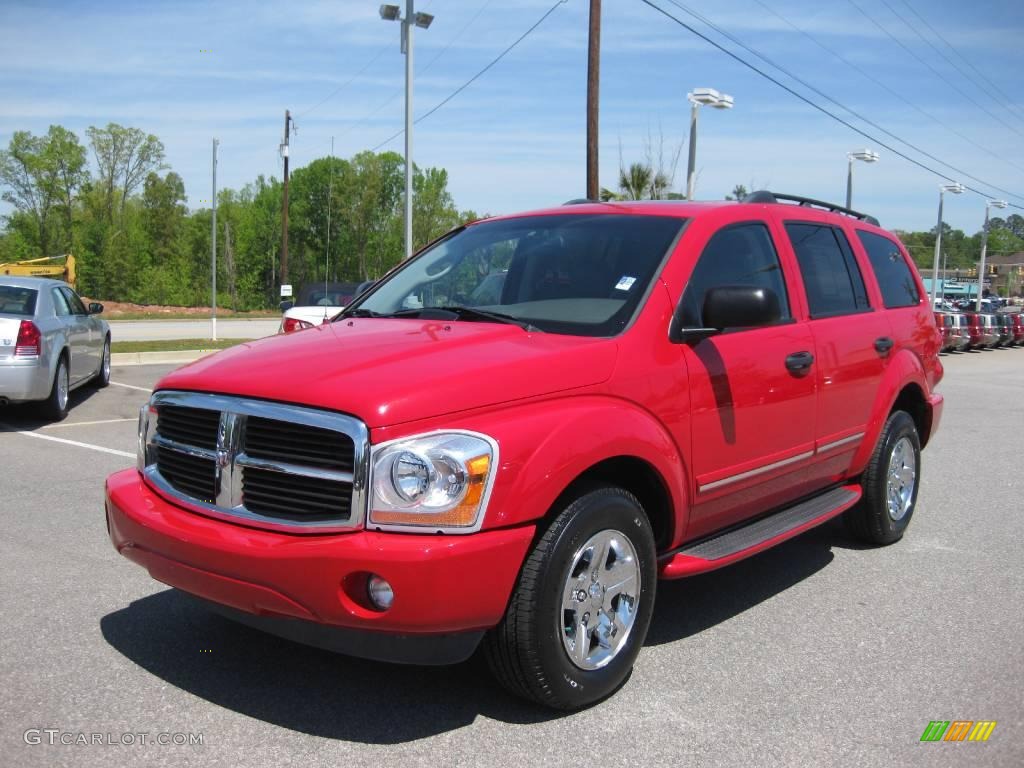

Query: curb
[[111, 350, 218, 367]]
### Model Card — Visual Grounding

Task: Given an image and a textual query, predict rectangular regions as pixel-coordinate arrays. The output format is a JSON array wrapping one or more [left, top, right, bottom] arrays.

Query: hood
[[157, 319, 618, 428]]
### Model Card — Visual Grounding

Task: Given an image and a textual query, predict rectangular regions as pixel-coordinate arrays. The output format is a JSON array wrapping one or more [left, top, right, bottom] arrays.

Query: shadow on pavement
[[0, 386, 102, 428], [101, 520, 853, 741]]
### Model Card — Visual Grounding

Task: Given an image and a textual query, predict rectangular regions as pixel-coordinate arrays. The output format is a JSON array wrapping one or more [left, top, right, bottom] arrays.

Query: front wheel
[[844, 410, 921, 545], [484, 487, 657, 710], [92, 337, 111, 388]]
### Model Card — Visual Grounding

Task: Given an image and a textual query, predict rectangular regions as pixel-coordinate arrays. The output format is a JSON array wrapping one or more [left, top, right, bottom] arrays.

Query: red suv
[[106, 192, 943, 709]]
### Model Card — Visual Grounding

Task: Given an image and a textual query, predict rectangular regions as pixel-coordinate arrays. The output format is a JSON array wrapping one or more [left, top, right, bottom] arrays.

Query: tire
[[844, 410, 920, 545], [91, 336, 111, 388], [484, 487, 657, 710], [42, 355, 70, 422]]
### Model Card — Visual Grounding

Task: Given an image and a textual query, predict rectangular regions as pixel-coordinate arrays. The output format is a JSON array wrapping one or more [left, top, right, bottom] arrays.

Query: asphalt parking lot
[[1, 350, 1021, 767]]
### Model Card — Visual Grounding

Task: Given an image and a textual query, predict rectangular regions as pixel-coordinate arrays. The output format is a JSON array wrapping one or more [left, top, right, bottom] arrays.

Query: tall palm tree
[[619, 163, 653, 201]]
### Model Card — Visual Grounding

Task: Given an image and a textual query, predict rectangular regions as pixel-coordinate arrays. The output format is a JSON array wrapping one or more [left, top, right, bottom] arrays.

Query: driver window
[[679, 222, 791, 327]]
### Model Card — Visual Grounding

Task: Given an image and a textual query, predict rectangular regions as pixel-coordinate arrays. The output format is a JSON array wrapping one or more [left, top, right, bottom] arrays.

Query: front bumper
[[0, 357, 49, 402], [105, 469, 535, 663]]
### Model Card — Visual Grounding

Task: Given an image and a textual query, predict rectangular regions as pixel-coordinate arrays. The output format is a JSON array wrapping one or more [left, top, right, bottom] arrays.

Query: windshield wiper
[[336, 307, 382, 319], [339, 305, 540, 331], [434, 306, 540, 332]]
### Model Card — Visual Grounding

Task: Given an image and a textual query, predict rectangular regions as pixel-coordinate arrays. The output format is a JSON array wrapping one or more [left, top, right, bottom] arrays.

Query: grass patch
[[107, 312, 279, 321], [111, 338, 256, 354]]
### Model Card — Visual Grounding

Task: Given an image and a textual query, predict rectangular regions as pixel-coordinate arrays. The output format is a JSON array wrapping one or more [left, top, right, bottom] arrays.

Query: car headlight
[[368, 431, 498, 532], [137, 401, 157, 471]]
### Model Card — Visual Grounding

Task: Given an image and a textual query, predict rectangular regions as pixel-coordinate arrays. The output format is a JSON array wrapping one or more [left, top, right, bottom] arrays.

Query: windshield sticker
[[615, 276, 637, 291]]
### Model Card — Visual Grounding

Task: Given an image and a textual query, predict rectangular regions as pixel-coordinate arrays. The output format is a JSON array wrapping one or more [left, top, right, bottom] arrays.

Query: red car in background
[[961, 313, 984, 349], [1009, 313, 1024, 346]]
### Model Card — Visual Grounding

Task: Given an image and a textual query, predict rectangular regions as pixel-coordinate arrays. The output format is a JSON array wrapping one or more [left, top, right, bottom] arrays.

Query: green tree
[[86, 123, 166, 221]]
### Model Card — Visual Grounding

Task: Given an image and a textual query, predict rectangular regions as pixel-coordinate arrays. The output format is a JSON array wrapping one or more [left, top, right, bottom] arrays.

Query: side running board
[[659, 484, 861, 579]]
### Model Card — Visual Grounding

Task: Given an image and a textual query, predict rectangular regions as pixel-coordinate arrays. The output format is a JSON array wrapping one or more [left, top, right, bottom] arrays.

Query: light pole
[[930, 182, 964, 309], [211, 138, 218, 341], [686, 87, 733, 201], [380, 3, 434, 260], [845, 149, 879, 209], [977, 199, 1008, 311]]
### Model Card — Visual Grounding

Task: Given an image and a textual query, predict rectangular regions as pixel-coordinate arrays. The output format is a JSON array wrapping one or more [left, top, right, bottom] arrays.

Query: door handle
[[785, 351, 814, 373], [874, 336, 894, 355]]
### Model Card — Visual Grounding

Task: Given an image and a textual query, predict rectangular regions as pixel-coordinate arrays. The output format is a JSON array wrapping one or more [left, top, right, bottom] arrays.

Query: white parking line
[[39, 418, 137, 430], [110, 381, 152, 393], [0, 425, 134, 458]]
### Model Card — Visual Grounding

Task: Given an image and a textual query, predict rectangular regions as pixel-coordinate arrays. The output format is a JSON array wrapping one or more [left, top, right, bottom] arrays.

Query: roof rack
[[563, 198, 601, 205], [741, 190, 880, 227]]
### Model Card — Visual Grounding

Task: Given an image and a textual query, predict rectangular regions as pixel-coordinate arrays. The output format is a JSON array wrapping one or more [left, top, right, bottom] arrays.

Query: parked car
[[0, 277, 110, 419], [993, 314, 1013, 348], [106, 192, 944, 710], [978, 314, 1000, 348], [961, 312, 984, 349], [1009, 313, 1024, 346], [278, 281, 374, 333], [947, 313, 971, 351], [934, 312, 954, 351]]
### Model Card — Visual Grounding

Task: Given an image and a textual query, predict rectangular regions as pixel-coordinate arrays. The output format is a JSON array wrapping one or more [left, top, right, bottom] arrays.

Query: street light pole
[[685, 87, 733, 201], [845, 149, 879, 209], [381, 3, 434, 260], [211, 138, 218, 341], [977, 199, 1008, 311], [931, 183, 964, 308], [403, 0, 414, 261]]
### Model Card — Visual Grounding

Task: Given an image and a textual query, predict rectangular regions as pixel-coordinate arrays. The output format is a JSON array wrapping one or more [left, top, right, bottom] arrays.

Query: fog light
[[367, 575, 394, 610]]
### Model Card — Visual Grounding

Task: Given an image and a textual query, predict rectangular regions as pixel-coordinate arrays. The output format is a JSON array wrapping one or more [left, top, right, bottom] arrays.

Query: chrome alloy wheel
[[559, 529, 641, 670], [886, 436, 916, 522], [57, 362, 69, 411], [102, 342, 111, 379]]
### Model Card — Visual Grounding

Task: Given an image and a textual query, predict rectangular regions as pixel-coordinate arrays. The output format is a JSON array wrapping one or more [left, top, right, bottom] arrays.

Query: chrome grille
[[242, 467, 353, 520], [143, 391, 368, 532], [244, 416, 355, 472], [157, 405, 219, 449]]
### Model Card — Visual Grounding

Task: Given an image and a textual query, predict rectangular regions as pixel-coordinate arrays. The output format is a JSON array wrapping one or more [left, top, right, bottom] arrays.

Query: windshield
[[0, 285, 38, 316], [345, 213, 685, 337]]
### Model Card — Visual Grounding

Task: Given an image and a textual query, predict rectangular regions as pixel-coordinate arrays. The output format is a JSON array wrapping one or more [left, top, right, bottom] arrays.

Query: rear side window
[[680, 222, 791, 327], [785, 223, 869, 318], [0, 285, 37, 316], [52, 288, 71, 316], [856, 230, 920, 308]]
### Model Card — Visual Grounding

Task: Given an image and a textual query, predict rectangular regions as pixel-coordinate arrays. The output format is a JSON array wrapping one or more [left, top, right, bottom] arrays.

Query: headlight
[[137, 401, 157, 471], [369, 431, 498, 532]]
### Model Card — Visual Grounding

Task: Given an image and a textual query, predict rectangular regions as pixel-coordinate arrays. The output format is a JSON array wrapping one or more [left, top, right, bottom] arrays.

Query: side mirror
[[279, 300, 294, 312], [704, 285, 781, 330], [355, 280, 376, 296], [669, 285, 781, 343], [88, 302, 104, 315]]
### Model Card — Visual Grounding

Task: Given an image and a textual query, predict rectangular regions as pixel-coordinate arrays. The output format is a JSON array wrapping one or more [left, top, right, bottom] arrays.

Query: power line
[[891, 0, 1024, 125], [901, 0, 1024, 125], [846, 0, 1024, 140], [660, 0, 1024, 204], [636, 0, 1024, 208], [371, 0, 568, 152], [749, 0, 1024, 176], [334, 0, 496, 142], [296, 0, 436, 118]]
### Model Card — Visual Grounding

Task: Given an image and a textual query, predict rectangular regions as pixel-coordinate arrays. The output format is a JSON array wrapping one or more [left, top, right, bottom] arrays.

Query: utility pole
[[586, 0, 601, 201], [281, 110, 293, 286], [211, 138, 218, 341]]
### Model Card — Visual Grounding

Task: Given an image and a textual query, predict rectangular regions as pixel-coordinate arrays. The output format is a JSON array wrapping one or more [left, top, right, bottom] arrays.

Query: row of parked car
[[934, 310, 1024, 352]]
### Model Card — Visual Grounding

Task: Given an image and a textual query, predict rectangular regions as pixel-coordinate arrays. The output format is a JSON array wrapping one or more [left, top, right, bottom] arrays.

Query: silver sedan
[[0, 277, 111, 420]]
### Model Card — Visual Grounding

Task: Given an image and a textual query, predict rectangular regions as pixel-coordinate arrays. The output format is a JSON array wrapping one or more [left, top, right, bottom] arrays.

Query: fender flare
[[850, 348, 931, 475]]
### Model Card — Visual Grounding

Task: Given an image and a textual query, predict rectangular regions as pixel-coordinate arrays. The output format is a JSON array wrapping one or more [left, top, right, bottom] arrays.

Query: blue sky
[[1, 0, 1022, 233]]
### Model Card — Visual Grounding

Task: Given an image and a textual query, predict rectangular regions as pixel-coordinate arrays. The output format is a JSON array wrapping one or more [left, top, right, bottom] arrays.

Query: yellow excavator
[[0, 254, 76, 288]]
